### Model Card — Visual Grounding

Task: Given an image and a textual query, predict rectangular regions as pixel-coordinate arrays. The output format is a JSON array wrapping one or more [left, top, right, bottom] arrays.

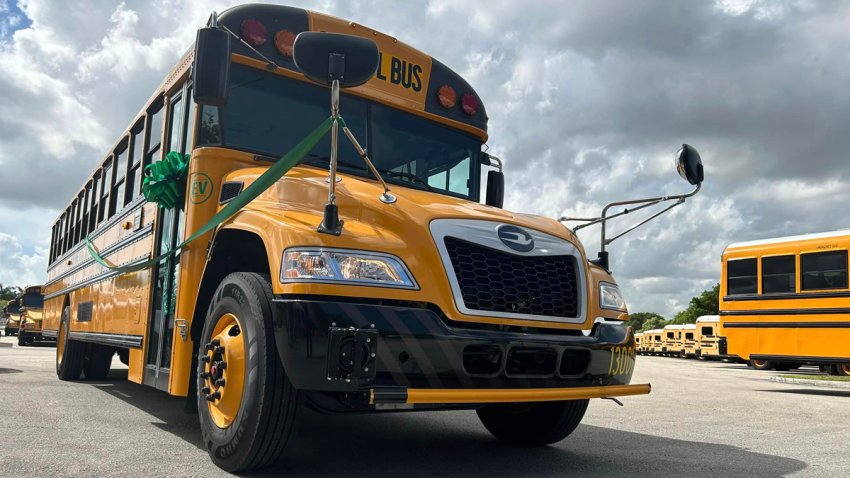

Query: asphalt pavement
[[0, 334, 846, 477]]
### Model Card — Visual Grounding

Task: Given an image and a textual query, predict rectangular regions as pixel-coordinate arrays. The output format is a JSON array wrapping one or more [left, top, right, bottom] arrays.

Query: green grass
[[779, 374, 850, 382]]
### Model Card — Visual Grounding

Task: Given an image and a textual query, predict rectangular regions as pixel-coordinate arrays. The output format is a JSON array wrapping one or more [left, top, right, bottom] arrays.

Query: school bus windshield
[[22, 293, 43, 308], [197, 63, 482, 200]]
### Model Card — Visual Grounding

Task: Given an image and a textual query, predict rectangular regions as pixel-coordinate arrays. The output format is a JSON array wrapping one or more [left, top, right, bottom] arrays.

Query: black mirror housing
[[193, 27, 231, 107], [293, 32, 379, 88], [676, 144, 704, 185], [485, 170, 505, 208]]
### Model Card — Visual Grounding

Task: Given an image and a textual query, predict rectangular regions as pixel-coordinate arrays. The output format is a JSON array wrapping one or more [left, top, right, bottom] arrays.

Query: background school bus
[[720, 229, 850, 375]]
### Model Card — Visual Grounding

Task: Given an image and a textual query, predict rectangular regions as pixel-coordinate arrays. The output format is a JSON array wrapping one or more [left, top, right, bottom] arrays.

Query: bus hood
[[231, 165, 585, 253]]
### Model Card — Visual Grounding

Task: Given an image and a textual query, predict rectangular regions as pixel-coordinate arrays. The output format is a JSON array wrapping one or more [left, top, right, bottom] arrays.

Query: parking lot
[[0, 334, 847, 477]]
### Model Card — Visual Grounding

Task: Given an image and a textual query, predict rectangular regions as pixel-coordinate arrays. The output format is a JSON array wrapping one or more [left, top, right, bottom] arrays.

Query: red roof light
[[241, 19, 268, 47], [460, 93, 478, 116]]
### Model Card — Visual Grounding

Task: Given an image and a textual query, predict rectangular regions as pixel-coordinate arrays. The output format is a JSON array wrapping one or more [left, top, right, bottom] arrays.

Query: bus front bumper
[[272, 297, 647, 404]]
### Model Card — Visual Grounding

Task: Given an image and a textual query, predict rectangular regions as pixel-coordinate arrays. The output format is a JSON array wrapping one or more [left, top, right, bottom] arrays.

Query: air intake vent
[[219, 181, 244, 204]]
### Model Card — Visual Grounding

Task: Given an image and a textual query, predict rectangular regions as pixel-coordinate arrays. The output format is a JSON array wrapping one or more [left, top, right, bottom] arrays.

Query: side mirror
[[486, 170, 504, 208], [293, 32, 379, 88], [676, 144, 704, 185], [193, 27, 232, 107]]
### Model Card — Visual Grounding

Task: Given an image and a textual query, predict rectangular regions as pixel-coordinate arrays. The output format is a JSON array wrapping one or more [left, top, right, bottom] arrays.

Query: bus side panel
[[757, 326, 797, 357], [169, 148, 260, 397], [797, 326, 850, 359]]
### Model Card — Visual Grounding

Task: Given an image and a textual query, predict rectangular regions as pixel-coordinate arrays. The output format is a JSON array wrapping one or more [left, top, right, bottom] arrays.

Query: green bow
[[142, 151, 190, 209]]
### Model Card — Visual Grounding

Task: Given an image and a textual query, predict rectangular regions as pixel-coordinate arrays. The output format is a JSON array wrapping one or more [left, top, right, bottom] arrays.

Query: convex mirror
[[676, 144, 704, 185], [293, 32, 379, 88]]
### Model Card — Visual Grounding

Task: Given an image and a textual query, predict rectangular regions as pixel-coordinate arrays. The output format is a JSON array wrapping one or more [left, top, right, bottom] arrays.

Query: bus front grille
[[444, 237, 579, 319]]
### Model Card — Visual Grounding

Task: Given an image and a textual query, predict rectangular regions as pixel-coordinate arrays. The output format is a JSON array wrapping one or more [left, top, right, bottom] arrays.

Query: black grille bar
[[444, 237, 579, 318]]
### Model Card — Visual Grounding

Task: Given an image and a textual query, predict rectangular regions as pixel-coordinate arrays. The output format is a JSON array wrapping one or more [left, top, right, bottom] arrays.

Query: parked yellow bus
[[642, 329, 664, 355], [17, 286, 47, 347], [721, 230, 850, 375], [694, 315, 729, 360], [3, 297, 22, 337], [42, 4, 704, 471], [680, 323, 697, 358], [662, 324, 684, 356], [634, 332, 645, 353]]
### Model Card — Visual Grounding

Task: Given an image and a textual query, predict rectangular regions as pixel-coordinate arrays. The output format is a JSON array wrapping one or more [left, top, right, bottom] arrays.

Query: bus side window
[[127, 123, 144, 200], [762, 255, 795, 294], [196, 105, 221, 146], [685, 333, 694, 340], [701, 326, 713, 336], [89, 172, 100, 232], [167, 96, 184, 154], [146, 101, 164, 166], [99, 160, 112, 224], [727, 258, 757, 295], [801, 250, 849, 291], [112, 141, 128, 215]]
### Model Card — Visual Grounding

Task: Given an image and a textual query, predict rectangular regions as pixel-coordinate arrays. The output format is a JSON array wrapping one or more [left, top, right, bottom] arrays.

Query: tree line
[[627, 284, 719, 332]]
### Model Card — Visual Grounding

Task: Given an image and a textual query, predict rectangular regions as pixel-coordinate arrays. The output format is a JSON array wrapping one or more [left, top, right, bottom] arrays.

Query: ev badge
[[497, 225, 534, 252]]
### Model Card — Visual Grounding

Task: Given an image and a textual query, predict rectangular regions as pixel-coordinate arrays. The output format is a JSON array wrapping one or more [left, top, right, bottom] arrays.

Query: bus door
[[145, 86, 190, 391]]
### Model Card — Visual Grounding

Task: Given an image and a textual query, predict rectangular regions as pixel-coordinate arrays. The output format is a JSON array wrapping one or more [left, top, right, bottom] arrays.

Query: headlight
[[599, 282, 626, 311], [281, 248, 417, 289]]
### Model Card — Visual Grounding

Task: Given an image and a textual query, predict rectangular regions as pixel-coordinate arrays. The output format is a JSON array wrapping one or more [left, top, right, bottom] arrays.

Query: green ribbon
[[85, 116, 335, 273], [142, 151, 190, 209]]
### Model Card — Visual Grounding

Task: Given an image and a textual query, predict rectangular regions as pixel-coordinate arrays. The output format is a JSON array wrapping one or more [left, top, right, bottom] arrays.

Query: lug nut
[[201, 386, 211, 395], [214, 346, 225, 354], [217, 361, 227, 370], [201, 355, 211, 363], [200, 372, 210, 379], [215, 379, 225, 387]]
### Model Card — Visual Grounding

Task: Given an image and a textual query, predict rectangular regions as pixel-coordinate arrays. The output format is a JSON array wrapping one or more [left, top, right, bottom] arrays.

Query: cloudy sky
[[1, 0, 849, 318]]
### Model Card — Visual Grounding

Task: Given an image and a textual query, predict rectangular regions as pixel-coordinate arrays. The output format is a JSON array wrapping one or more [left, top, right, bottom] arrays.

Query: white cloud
[[0, 0, 849, 319]]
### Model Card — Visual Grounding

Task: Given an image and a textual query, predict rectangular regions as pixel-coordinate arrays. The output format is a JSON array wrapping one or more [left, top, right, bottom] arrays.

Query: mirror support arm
[[559, 182, 701, 269]]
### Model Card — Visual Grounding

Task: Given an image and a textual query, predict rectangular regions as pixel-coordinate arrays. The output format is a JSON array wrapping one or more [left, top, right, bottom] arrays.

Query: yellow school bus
[[680, 323, 697, 358], [3, 297, 22, 337], [643, 329, 664, 355], [721, 230, 850, 375], [17, 286, 47, 347], [662, 324, 684, 357], [634, 332, 645, 354], [694, 315, 729, 360], [42, 4, 704, 471]]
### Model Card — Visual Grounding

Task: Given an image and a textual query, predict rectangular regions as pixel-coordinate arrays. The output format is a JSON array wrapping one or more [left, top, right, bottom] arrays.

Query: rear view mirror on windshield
[[293, 32, 379, 88]]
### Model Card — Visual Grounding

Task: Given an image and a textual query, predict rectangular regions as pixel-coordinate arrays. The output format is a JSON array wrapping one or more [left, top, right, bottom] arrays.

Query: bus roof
[[696, 315, 720, 323], [664, 324, 686, 330], [681, 323, 696, 330], [217, 4, 488, 135], [724, 229, 850, 253]]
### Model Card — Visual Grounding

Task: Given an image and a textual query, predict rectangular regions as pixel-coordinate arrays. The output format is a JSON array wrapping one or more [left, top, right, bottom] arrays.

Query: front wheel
[[477, 399, 589, 445], [198, 272, 301, 472], [56, 306, 85, 381], [17, 332, 27, 347]]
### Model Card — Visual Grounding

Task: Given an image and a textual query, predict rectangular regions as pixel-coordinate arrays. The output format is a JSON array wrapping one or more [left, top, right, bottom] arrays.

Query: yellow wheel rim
[[841, 364, 850, 375], [752, 360, 767, 367], [203, 313, 246, 429], [57, 322, 66, 366]]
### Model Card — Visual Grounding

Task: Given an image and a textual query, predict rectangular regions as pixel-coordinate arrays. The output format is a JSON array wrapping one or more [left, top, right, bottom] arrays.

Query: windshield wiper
[[377, 169, 436, 191]]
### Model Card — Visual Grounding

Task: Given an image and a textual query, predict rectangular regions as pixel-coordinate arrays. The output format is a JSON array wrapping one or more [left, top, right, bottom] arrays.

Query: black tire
[[56, 306, 85, 381], [84, 344, 114, 380], [749, 359, 775, 371], [477, 399, 589, 446], [18, 332, 27, 347], [831, 364, 850, 376], [198, 272, 301, 472]]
